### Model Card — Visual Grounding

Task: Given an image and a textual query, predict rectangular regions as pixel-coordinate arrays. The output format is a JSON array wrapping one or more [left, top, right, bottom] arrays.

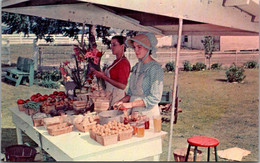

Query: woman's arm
[[92, 70, 126, 90]]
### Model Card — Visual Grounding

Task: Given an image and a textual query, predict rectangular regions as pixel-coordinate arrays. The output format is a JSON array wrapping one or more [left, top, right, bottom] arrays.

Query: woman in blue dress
[[113, 32, 164, 122]]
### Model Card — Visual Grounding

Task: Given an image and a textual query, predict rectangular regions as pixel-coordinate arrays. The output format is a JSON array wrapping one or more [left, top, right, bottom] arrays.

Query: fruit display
[[89, 120, 133, 146], [74, 114, 98, 132]]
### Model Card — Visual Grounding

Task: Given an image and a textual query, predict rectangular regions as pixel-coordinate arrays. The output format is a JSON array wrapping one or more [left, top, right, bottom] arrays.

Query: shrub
[[244, 60, 258, 69], [192, 62, 206, 71], [183, 60, 193, 71], [225, 64, 246, 83], [211, 63, 222, 70], [165, 61, 175, 72]]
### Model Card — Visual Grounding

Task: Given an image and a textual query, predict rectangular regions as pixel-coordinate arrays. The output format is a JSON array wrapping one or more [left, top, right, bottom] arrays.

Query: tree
[[201, 36, 215, 69], [2, 11, 112, 46]]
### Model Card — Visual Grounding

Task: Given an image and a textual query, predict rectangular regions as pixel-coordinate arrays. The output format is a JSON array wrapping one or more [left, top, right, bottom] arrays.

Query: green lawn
[[1, 69, 259, 161]]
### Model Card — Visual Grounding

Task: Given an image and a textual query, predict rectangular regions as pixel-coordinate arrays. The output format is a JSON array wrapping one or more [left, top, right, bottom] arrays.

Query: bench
[[5, 57, 34, 86]]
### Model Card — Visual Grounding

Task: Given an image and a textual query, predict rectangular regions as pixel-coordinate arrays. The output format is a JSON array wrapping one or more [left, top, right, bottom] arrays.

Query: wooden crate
[[118, 128, 133, 141], [96, 134, 118, 146], [47, 123, 73, 136], [17, 104, 26, 111], [75, 122, 97, 132]]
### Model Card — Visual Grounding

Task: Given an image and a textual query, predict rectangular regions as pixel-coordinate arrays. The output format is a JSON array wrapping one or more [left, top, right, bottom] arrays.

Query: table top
[[9, 107, 167, 161]]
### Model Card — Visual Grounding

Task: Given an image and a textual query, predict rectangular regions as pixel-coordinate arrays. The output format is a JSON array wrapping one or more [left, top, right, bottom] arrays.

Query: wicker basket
[[24, 108, 37, 116], [41, 105, 55, 114], [89, 129, 97, 140], [17, 104, 26, 111], [96, 134, 118, 146], [47, 123, 73, 136], [118, 128, 133, 141], [173, 148, 202, 162], [75, 121, 97, 132], [5, 145, 37, 162]]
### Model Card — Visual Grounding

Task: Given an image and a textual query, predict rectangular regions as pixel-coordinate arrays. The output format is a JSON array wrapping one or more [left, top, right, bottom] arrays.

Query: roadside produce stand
[[9, 91, 167, 161]]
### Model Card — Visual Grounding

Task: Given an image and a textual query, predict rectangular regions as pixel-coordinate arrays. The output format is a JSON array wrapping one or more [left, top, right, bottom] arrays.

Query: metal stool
[[185, 136, 219, 162]]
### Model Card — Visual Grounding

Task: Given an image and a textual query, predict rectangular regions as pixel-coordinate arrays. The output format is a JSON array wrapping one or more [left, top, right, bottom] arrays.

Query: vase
[[65, 81, 77, 99]]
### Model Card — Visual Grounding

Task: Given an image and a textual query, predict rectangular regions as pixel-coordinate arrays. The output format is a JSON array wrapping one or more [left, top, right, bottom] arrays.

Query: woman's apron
[[128, 63, 160, 127], [104, 57, 126, 106]]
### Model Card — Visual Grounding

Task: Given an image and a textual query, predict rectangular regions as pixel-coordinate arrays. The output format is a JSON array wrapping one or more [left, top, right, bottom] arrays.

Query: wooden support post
[[167, 18, 183, 161]]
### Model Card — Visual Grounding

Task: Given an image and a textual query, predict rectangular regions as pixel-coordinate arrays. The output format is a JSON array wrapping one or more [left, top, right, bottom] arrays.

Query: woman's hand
[[113, 101, 133, 110], [92, 70, 106, 79]]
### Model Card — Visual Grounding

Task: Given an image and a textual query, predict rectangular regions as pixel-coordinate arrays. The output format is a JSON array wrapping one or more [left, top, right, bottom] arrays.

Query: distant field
[[2, 44, 258, 70]]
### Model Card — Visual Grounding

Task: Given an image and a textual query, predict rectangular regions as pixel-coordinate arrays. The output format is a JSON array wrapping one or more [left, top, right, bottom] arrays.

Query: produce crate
[[24, 108, 37, 116], [43, 116, 63, 128], [96, 134, 118, 146], [75, 122, 97, 132], [17, 104, 26, 111], [73, 101, 88, 110], [89, 129, 96, 140], [41, 105, 55, 114], [31, 113, 48, 127], [94, 100, 110, 113], [47, 123, 73, 136], [118, 128, 133, 141]]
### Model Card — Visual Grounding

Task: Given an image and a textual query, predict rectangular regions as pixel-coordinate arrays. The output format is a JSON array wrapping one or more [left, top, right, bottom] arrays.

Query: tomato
[[39, 96, 45, 101], [53, 91, 59, 95], [17, 99, 25, 104], [30, 95, 37, 100], [36, 93, 42, 97], [25, 99, 30, 103]]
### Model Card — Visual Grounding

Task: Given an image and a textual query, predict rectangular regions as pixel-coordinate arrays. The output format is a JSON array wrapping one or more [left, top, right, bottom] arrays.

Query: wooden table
[[9, 107, 167, 161]]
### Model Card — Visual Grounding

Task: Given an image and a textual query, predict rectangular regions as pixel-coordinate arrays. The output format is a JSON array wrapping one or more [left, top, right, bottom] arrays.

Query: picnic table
[[8, 106, 167, 161]]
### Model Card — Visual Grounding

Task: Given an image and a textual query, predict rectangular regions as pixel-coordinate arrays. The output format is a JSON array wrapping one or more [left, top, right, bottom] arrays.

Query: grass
[[1, 43, 258, 161], [160, 69, 258, 161], [1, 69, 258, 161]]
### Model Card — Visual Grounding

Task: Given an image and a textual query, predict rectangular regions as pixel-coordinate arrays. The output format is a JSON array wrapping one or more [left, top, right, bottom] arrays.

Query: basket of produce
[[118, 124, 133, 141], [17, 99, 26, 111], [43, 116, 63, 128], [74, 115, 97, 132], [98, 110, 124, 125], [4, 145, 37, 162], [47, 122, 73, 136], [23, 101, 41, 115], [73, 101, 88, 110], [41, 101, 55, 114], [31, 112, 48, 127], [96, 133, 118, 146]]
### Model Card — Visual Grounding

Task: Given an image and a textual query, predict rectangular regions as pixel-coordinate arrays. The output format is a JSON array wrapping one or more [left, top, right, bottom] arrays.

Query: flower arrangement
[[59, 42, 105, 92]]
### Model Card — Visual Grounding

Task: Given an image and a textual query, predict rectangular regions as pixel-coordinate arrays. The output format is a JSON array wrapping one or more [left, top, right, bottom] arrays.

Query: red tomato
[[17, 99, 25, 104], [53, 91, 59, 95], [36, 93, 42, 97], [39, 96, 45, 101], [25, 99, 30, 103]]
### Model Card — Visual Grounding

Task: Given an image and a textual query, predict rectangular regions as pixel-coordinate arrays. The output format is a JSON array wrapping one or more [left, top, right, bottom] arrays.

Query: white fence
[[2, 34, 89, 45]]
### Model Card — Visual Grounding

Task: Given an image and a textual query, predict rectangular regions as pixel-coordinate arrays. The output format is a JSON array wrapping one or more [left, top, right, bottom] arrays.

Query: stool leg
[[185, 144, 191, 162], [194, 146, 197, 162], [214, 146, 218, 162], [207, 147, 210, 162]]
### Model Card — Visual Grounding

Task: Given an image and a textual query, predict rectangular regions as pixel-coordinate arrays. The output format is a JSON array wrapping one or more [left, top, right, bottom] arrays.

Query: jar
[[131, 111, 139, 121], [144, 117, 150, 129], [129, 122, 137, 135], [136, 124, 145, 137]]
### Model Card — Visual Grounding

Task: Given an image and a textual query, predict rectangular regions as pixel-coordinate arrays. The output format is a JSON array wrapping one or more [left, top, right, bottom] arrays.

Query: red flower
[[96, 52, 102, 58], [63, 60, 70, 66]]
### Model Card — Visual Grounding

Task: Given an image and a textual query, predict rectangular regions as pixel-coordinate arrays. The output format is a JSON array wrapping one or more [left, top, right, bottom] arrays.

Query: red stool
[[185, 136, 219, 162]]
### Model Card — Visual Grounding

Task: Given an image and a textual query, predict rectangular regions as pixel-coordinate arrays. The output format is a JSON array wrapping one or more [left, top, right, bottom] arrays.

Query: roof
[[2, 0, 259, 36]]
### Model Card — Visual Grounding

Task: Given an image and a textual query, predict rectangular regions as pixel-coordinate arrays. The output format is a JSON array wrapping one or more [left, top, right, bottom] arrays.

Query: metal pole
[[167, 18, 183, 161]]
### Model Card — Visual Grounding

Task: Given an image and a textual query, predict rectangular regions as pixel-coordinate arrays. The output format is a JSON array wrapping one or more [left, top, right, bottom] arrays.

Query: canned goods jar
[[136, 124, 145, 137]]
